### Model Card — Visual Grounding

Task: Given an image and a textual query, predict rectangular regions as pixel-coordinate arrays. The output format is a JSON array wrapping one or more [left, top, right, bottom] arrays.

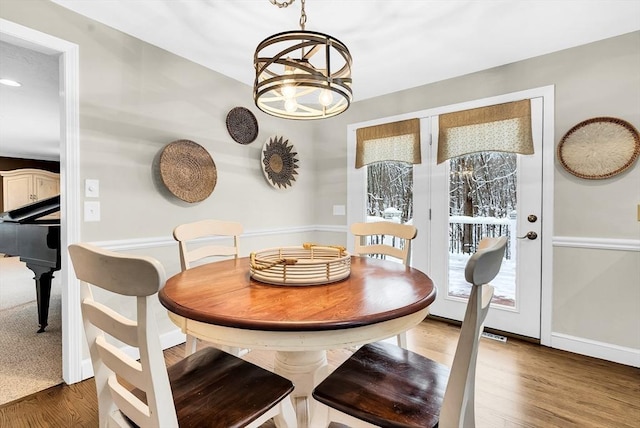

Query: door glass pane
[[448, 152, 515, 307], [365, 161, 414, 262]]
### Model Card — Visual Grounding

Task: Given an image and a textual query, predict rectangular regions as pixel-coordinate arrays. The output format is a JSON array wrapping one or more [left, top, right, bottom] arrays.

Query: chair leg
[[219, 345, 246, 357], [397, 331, 408, 349], [184, 334, 198, 357], [185, 335, 248, 358]]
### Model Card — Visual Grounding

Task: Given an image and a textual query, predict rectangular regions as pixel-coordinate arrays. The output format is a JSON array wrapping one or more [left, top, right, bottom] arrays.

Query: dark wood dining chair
[[312, 236, 508, 428], [68, 243, 296, 428], [173, 219, 245, 357], [350, 220, 418, 348]]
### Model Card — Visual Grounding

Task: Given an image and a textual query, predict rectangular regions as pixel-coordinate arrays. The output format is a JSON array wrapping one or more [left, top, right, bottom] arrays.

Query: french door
[[426, 97, 544, 339], [348, 88, 553, 341]]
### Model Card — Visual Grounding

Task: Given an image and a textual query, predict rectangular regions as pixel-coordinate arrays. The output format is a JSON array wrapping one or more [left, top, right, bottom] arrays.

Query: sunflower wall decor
[[261, 135, 299, 189]]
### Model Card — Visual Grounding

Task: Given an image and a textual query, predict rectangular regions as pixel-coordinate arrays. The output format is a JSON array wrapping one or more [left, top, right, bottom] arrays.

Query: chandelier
[[253, 0, 353, 120]]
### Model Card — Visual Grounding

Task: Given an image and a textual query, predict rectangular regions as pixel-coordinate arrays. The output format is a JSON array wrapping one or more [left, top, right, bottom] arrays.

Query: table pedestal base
[[274, 350, 328, 428]]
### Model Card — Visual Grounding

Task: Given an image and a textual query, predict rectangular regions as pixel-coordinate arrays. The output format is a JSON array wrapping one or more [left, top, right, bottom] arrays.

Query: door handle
[[517, 231, 538, 240]]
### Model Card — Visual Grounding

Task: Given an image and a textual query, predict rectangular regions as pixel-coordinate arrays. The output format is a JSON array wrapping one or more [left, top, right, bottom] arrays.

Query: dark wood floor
[[1, 318, 638, 427]]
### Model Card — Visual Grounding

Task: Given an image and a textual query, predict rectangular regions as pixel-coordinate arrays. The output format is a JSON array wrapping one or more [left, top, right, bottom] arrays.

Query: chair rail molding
[[90, 225, 336, 252], [553, 236, 640, 251]]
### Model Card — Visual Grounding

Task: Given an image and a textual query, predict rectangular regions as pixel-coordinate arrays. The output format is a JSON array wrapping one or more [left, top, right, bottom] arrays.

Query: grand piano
[[0, 194, 61, 333]]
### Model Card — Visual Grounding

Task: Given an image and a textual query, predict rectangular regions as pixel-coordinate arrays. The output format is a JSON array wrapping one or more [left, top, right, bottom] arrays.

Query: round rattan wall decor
[[261, 135, 299, 189], [226, 107, 259, 144], [159, 139, 217, 203], [558, 117, 640, 179]]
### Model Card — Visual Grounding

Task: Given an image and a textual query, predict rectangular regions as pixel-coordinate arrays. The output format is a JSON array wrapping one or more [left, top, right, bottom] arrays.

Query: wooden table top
[[159, 256, 437, 332]]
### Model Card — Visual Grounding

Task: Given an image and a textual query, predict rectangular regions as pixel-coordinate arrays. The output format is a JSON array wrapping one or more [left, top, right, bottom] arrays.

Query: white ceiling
[[0, 40, 60, 161], [2, 0, 639, 160]]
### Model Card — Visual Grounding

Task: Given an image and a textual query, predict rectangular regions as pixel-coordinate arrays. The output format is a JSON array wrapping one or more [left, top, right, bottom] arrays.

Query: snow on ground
[[447, 253, 516, 306]]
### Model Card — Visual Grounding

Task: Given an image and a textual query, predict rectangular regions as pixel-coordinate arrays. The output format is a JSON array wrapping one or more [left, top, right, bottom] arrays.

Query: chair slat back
[[173, 219, 243, 271], [351, 221, 417, 265], [465, 236, 508, 286], [440, 236, 507, 427], [69, 243, 176, 428]]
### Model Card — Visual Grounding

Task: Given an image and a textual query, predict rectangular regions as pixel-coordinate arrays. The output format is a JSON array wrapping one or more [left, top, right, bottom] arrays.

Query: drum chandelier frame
[[254, 0, 353, 120]]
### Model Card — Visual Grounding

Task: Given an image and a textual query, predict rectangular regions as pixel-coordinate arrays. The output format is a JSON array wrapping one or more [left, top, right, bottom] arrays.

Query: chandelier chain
[[269, 0, 295, 8], [268, 0, 307, 30], [299, 0, 307, 30]]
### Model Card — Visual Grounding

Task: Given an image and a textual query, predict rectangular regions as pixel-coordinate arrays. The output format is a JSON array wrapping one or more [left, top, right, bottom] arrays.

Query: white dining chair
[[312, 236, 508, 428], [173, 219, 246, 356], [350, 220, 418, 348], [68, 242, 296, 428]]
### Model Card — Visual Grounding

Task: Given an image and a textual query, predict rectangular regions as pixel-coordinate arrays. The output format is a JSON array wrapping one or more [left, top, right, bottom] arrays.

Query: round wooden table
[[159, 256, 437, 427]]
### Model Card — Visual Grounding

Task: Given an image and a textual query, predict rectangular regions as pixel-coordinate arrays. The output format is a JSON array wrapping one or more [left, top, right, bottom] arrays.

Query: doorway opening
[[0, 18, 82, 385]]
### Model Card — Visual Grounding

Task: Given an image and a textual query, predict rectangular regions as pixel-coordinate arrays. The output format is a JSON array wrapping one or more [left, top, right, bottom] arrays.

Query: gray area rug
[[0, 256, 62, 406]]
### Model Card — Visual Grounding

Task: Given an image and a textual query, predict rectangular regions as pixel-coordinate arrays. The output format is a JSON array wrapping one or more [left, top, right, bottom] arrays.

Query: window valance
[[437, 99, 534, 164], [356, 118, 421, 168]]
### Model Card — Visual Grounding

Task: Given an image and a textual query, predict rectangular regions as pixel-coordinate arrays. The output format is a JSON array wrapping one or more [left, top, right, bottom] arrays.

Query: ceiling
[[1, 0, 639, 160]]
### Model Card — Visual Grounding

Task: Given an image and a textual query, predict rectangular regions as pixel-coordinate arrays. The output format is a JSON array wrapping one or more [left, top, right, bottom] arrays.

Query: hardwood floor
[[1, 318, 638, 427]]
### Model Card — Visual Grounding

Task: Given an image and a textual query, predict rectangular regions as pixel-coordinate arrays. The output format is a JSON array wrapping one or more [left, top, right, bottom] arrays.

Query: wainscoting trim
[[90, 225, 348, 251]]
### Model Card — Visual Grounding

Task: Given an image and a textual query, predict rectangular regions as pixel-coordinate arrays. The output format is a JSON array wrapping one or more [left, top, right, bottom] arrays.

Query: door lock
[[527, 215, 538, 223], [517, 231, 538, 240]]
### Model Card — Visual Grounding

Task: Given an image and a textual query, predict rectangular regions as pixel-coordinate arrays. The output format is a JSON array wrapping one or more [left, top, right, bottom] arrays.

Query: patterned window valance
[[437, 99, 534, 164], [355, 118, 421, 168]]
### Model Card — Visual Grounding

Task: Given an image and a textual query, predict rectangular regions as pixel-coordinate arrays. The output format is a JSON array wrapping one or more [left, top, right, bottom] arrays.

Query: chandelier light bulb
[[281, 61, 297, 98], [282, 83, 297, 99], [284, 98, 298, 113], [318, 88, 334, 107]]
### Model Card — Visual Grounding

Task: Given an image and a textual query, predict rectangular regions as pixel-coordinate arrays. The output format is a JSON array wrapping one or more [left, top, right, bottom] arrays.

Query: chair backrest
[[68, 243, 177, 428], [350, 221, 418, 265], [173, 219, 243, 271], [440, 235, 507, 427]]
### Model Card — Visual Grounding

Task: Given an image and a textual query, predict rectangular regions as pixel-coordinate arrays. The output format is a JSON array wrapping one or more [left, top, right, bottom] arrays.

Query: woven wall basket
[[159, 139, 217, 203], [558, 117, 640, 179], [226, 107, 259, 144]]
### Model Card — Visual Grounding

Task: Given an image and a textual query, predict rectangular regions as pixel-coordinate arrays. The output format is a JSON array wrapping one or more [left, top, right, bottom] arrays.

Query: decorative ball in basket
[[250, 243, 351, 286]]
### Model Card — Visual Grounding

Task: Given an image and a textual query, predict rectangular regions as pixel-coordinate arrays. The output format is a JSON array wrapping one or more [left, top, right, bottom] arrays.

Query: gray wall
[[1, 0, 638, 357]]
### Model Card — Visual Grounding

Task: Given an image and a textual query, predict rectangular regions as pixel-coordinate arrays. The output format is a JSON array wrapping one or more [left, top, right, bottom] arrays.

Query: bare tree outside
[[366, 162, 413, 223], [449, 152, 517, 218], [449, 152, 517, 256]]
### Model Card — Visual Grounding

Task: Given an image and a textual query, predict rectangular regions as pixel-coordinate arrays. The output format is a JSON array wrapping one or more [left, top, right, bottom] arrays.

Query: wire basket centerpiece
[[250, 243, 351, 286]]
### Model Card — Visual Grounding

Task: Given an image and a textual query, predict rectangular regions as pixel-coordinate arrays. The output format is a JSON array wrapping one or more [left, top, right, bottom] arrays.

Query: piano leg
[[29, 265, 55, 333]]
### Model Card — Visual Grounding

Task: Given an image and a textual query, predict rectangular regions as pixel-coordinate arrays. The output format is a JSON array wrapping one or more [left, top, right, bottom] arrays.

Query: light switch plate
[[84, 201, 101, 222], [85, 179, 99, 198], [333, 205, 346, 216]]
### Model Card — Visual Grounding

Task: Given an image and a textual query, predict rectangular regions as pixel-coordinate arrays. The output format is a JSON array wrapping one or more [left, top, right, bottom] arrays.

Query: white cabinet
[[1, 168, 60, 211]]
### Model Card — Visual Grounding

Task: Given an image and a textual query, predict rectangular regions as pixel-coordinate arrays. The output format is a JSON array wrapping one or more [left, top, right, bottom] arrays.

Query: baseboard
[[551, 332, 640, 368], [427, 315, 541, 344], [80, 329, 187, 381]]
